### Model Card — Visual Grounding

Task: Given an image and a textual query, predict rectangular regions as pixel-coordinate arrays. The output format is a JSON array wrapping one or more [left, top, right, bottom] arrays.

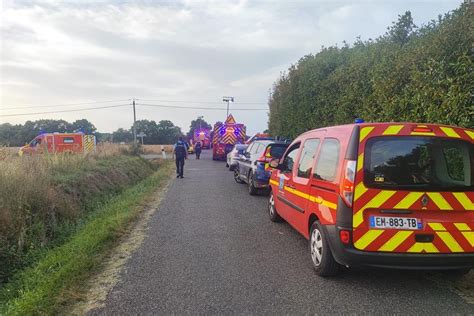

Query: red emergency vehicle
[[268, 122, 473, 276], [19, 133, 96, 156], [194, 128, 211, 149], [212, 115, 246, 160]]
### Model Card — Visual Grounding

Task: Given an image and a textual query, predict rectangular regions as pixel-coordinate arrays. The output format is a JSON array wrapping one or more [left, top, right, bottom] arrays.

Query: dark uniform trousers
[[176, 157, 185, 177]]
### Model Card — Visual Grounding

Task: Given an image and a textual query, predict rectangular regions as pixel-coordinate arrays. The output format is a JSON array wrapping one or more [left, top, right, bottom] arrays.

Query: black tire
[[262, 187, 271, 196], [248, 171, 259, 195], [268, 191, 282, 222], [234, 168, 245, 184], [309, 221, 340, 277]]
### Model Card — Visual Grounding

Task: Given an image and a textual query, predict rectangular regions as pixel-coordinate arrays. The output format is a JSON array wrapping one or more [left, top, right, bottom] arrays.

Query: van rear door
[[352, 124, 474, 254]]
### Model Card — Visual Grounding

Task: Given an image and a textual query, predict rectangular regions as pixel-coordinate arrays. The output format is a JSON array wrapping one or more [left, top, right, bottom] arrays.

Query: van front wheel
[[309, 221, 340, 277]]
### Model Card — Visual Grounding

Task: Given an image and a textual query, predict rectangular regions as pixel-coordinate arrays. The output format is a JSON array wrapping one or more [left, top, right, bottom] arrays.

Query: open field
[[142, 144, 174, 154], [1, 143, 174, 160]]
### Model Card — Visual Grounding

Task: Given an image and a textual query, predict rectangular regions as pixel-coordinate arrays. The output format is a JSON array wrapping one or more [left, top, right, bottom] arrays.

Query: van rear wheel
[[309, 221, 340, 277], [248, 172, 259, 195]]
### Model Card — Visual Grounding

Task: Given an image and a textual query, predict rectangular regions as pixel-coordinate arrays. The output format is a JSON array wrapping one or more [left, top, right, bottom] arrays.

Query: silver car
[[226, 144, 247, 171]]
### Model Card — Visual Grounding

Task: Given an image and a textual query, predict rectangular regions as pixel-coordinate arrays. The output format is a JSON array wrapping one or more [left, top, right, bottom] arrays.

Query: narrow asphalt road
[[92, 150, 473, 314]]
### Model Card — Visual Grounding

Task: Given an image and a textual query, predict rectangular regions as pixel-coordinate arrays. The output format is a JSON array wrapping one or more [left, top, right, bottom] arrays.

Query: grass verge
[[0, 161, 173, 315]]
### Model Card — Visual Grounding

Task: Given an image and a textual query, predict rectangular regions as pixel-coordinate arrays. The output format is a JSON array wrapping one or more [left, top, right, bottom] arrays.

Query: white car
[[226, 144, 247, 171]]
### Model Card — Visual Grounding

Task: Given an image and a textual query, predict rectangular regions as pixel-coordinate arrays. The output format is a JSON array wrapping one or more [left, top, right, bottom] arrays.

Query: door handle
[[286, 184, 295, 189]]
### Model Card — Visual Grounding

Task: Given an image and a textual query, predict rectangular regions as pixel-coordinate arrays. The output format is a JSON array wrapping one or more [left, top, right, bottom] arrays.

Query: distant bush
[[0, 153, 155, 283], [268, 3, 473, 138]]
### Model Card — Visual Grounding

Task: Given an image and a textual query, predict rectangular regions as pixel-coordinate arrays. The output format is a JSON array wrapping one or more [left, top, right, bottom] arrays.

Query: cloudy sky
[[0, 0, 461, 134]]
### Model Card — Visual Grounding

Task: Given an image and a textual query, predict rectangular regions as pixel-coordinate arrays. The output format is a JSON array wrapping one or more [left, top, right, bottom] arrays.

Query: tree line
[[268, 3, 473, 138], [0, 116, 214, 146]]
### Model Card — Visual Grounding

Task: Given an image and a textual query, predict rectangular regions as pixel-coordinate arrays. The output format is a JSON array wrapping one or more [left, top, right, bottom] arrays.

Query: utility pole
[[198, 115, 203, 129], [132, 98, 137, 144], [222, 96, 234, 118]]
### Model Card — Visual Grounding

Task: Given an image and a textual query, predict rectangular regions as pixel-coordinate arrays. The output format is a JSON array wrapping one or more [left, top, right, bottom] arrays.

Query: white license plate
[[369, 216, 422, 230]]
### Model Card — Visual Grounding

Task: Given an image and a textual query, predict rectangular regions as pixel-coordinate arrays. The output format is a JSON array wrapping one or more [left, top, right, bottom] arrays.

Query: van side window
[[314, 138, 340, 182], [297, 139, 320, 178], [282, 143, 301, 173], [63, 137, 75, 143], [31, 138, 42, 146]]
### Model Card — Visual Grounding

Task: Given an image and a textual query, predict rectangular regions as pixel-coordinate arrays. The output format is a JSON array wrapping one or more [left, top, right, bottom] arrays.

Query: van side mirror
[[245, 152, 251, 159], [269, 158, 281, 169]]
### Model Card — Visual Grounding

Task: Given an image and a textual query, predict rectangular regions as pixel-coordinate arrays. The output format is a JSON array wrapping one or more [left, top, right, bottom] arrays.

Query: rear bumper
[[325, 225, 474, 270], [254, 180, 269, 189], [254, 167, 271, 188]]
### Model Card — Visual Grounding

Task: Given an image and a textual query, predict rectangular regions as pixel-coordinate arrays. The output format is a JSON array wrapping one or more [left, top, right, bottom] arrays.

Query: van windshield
[[364, 136, 473, 191]]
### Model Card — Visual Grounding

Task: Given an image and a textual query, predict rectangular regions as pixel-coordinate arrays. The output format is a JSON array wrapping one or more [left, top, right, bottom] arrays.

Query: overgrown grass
[[0, 161, 173, 315], [0, 151, 157, 283]]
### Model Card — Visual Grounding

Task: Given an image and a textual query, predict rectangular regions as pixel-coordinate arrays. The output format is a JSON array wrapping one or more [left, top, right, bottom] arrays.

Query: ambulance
[[268, 122, 473, 276], [19, 133, 96, 156]]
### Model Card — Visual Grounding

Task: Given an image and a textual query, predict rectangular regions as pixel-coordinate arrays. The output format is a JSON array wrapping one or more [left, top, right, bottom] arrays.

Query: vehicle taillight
[[340, 159, 356, 207], [257, 146, 273, 163]]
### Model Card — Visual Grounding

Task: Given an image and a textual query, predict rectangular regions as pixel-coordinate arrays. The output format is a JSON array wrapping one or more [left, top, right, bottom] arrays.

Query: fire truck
[[194, 128, 211, 149], [212, 114, 246, 160], [19, 132, 96, 156]]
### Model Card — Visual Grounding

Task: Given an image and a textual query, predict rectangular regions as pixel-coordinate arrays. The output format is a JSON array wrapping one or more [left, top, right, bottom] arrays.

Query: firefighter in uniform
[[195, 141, 202, 159], [173, 137, 188, 178]]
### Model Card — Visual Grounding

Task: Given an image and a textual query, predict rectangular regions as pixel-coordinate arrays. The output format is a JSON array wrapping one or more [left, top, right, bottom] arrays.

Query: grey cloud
[[1, 0, 461, 133]]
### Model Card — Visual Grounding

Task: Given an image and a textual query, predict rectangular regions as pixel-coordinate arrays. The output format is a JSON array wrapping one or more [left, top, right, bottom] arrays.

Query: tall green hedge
[[268, 4, 473, 138]]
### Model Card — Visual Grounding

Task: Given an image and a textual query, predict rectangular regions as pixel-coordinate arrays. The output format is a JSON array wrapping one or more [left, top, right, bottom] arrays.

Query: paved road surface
[[92, 150, 473, 314]]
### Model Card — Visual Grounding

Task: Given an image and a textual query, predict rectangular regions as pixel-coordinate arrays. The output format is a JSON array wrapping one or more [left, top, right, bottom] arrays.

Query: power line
[[0, 100, 268, 118], [137, 103, 268, 111], [1, 99, 130, 110], [0, 104, 130, 117], [138, 99, 267, 105]]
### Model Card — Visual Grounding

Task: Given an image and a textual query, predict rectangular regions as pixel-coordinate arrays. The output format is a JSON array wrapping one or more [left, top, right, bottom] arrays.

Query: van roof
[[299, 122, 473, 138]]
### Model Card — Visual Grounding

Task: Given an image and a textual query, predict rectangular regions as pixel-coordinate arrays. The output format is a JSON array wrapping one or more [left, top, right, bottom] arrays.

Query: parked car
[[235, 139, 289, 195], [268, 122, 474, 277], [226, 144, 247, 171]]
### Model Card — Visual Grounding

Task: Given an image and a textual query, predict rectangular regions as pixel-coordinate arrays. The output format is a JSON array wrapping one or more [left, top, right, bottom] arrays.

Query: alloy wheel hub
[[311, 229, 323, 266]]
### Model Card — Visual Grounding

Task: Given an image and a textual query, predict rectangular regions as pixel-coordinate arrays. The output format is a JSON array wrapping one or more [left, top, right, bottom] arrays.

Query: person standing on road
[[173, 137, 188, 178], [195, 141, 202, 159]]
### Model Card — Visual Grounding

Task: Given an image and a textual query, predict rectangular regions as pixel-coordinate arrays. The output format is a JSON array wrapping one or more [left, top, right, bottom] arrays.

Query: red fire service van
[[268, 122, 473, 276], [19, 133, 96, 156]]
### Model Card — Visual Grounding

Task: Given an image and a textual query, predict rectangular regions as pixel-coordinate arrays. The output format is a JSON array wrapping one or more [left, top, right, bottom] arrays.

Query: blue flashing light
[[354, 118, 365, 124]]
